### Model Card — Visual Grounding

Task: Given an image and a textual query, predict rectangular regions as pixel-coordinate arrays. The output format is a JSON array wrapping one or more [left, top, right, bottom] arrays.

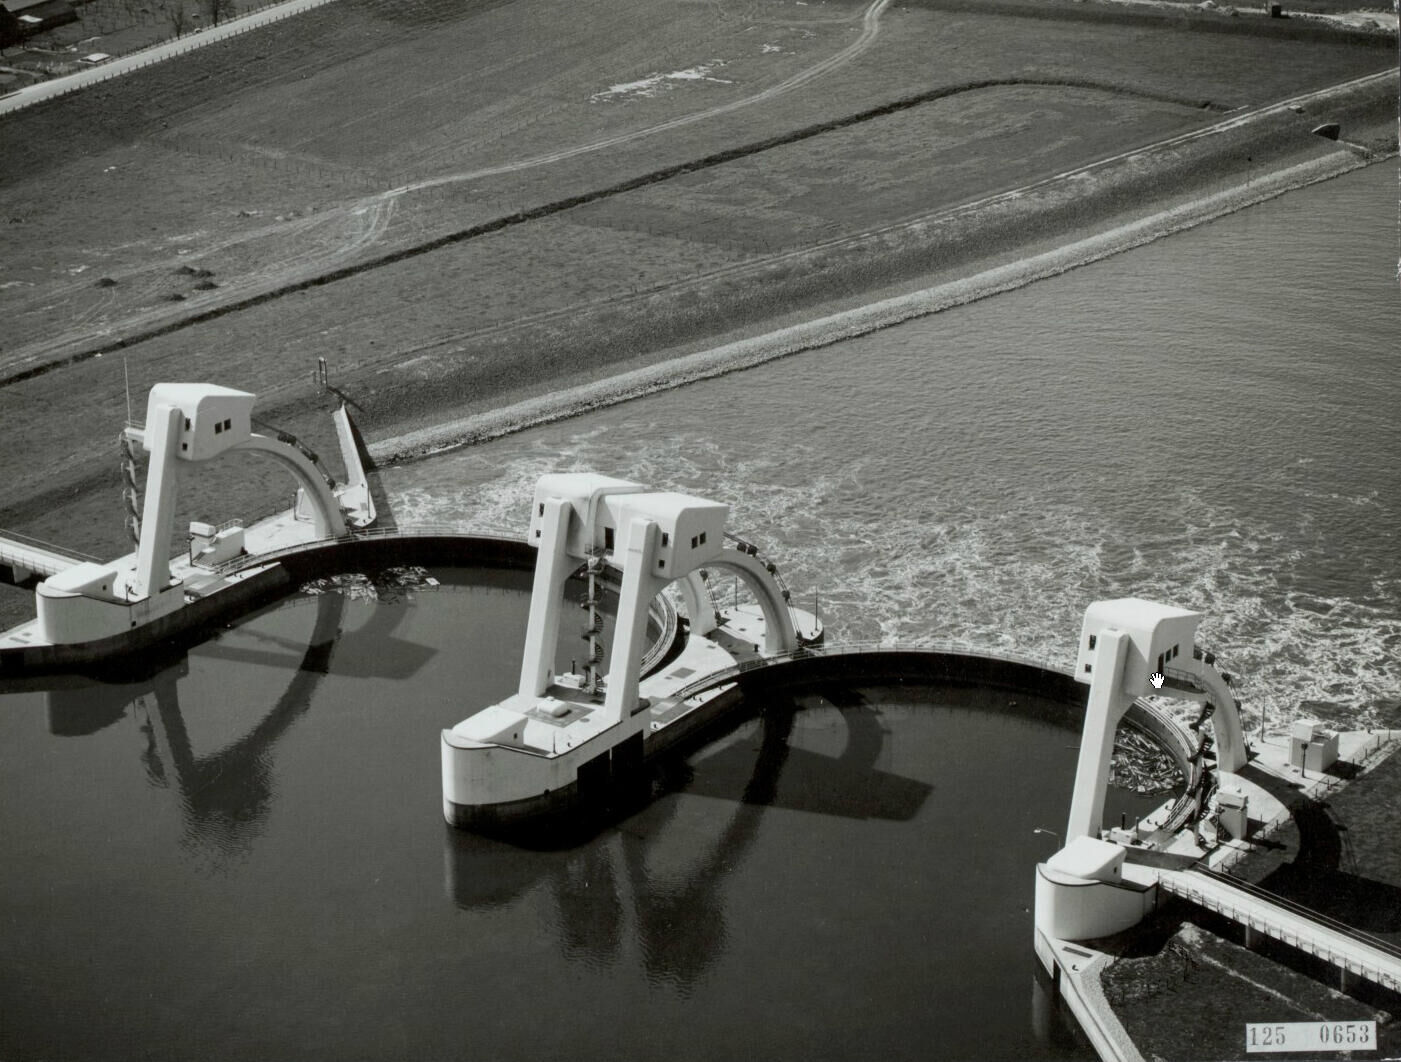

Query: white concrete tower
[[34, 382, 352, 645], [1035, 597, 1251, 958], [599, 491, 727, 725], [442, 472, 805, 829], [1065, 597, 1248, 842], [517, 473, 729, 725], [134, 385, 257, 597], [1065, 598, 1203, 841]]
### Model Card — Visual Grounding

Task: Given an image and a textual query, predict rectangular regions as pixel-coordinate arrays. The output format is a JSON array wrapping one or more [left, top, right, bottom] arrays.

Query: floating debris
[[1111, 727, 1182, 795], [300, 566, 439, 603]]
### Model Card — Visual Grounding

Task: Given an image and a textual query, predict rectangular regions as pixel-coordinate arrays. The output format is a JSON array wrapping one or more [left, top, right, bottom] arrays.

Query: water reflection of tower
[[446, 686, 931, 992], [43, 588, 347, 865], [619, 702, 797, 991]]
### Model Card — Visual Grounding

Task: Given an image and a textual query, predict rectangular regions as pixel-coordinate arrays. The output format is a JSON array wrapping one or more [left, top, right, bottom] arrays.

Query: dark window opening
[[1088, 634, 1097, 650], [214, 422, 222, 434], [224, 418, 231, 431], [184, 417, 191, 430], [538, 503, 544, 517], [1084, 664, 1092, 674], [699, 532, 707, 546], [604, 527, 615, 552], [690, 535, 698, 549], [661, 532, 669, 547]]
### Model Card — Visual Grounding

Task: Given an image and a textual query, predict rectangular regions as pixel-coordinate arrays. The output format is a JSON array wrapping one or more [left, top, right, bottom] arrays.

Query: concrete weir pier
[[0, 382, 380, 673], [441, 472, 821, 829], [1034, 598, 1401, 1062]]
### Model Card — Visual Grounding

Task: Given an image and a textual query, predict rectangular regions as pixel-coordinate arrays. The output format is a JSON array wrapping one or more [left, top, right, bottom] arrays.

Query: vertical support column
[[518, 498, 573, 699], [680, 570, 718, 637], [602, 517, 660, 728], [135, 403, 184, 599], [1339, 966, 1357, 994], [1065, 629, 1131, 841]]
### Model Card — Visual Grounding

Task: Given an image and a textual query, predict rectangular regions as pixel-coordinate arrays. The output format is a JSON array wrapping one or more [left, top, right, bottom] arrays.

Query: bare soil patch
[[1102, 922, 1398, 1061]]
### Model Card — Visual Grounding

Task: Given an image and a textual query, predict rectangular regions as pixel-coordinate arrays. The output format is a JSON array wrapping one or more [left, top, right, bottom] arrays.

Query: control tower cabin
[[1067, 597, 1246, 843]]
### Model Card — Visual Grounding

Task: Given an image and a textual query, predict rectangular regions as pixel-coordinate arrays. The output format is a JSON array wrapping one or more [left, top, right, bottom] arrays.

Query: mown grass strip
[[0, 77, 1229, 389]]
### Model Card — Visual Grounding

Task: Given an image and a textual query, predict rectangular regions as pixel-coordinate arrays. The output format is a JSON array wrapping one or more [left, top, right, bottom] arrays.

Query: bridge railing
[[0, 528, 102, 567], [1165, 869, 1401, 990]]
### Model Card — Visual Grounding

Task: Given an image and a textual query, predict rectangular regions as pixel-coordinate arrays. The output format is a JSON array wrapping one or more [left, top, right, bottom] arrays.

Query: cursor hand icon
[[1150, 673, 1165, 689]]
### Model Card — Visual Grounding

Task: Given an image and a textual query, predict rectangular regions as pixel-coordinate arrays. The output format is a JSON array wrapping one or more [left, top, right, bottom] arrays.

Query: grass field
[[0, 0, 1395, 593]]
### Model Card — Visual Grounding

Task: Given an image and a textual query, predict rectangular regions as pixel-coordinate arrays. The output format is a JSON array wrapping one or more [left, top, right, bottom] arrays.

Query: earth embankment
[[0, 0, 1395, 609]]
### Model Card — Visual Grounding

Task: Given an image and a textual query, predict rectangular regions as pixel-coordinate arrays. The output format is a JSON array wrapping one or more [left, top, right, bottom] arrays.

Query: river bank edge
[[0, 73, 1393, 598], [366, 95, 1398, 464]]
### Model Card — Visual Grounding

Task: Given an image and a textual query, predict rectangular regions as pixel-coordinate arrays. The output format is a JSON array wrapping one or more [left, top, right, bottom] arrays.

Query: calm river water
[[0, 161, 1396, 1061]]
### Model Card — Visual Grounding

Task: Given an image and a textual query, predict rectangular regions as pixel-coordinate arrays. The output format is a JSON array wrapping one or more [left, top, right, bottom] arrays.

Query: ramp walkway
[[1159, 867, 1401, 993], [0, 530, 98, 582]]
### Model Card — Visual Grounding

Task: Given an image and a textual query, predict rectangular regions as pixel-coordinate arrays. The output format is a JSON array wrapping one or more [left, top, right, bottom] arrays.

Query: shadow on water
[[679, 686, 934, 820], [444, 688, 938, 989], [42, 588, 348, 863], [198, 596, 434, 679]]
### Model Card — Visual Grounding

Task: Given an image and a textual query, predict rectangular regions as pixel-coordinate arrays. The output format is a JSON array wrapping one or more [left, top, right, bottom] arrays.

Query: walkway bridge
[[1159, 867, 1401, 994], [0, 530, 99, 585]]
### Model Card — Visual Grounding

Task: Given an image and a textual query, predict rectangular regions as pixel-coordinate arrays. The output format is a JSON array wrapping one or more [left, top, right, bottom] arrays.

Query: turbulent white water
[[384, 160, 1400, 734]]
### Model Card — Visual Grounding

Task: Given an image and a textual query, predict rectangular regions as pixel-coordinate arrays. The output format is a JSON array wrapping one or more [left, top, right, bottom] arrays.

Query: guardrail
[[669, 639, 1079, 703], [1165, 868, 1401, 991], [0, 527, 101, 562], [213, 522, 523, 575], [0, 528, 103, 575]]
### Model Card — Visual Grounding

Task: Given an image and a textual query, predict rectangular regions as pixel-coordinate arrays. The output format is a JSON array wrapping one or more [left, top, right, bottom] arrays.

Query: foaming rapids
[[385, 428, 1400, 734]]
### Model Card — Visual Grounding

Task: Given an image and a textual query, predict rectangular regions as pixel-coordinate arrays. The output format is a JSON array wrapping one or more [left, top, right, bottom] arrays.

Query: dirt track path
[[390, 0, 892, 193], [0, 0, 892, 384], [3, 62, 1386, 392]]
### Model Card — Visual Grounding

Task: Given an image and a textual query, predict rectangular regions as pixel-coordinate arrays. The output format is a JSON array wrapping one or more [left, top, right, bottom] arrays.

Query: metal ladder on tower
[[580, 549, 607, 696]]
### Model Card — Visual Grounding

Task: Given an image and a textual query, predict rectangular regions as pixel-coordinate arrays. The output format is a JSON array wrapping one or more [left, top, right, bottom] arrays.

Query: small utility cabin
[[0, 0, 77, 45]]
